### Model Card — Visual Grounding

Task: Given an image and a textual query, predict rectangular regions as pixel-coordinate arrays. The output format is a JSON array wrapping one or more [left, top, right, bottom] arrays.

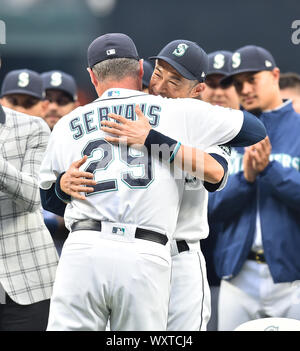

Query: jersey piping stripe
[[169, 142, 182, 163], [166, 262, 173, 330], [197, 250, 205, 331]]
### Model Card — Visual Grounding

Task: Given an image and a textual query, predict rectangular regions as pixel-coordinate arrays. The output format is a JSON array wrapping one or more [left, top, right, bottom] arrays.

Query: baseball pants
[[218, 260, 300, 331], [167, 241, 211, 331], [47, 224, 171, 331]]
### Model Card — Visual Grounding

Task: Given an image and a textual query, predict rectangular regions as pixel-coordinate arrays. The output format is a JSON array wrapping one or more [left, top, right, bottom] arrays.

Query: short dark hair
[[279, 72, 300, 91], [3, 94, 40, 109], [92, 58, 140, 82]]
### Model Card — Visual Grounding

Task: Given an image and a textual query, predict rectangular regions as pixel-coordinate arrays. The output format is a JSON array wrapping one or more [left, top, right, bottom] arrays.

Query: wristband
[[144, 129, 181, 163], [55, 172, 71, 203], [203, 153, 228, 192]]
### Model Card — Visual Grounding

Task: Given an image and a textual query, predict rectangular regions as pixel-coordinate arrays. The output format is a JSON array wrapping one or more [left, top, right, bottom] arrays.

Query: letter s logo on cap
[[18, 72, 30, 87], [213, 54, 225, 69], [232, 52, 241, 69], [50, 72, 62, 87], [173, 43, 189, 57]]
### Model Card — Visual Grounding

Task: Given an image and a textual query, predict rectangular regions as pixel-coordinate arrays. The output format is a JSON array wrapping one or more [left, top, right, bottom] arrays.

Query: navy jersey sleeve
[[224, 111, 267, 147], [40, 182, 67, 217]]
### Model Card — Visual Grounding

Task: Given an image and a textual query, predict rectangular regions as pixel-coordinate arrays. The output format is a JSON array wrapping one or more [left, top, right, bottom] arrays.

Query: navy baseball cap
[[87, 33, 139, 68], [207, 50, 233, 76], [149, 40, 208, 82], [142, 60, 154, 87], [0, 69, 44, 99], [221, 45, 276, 86], [42, 70, 77, 101]]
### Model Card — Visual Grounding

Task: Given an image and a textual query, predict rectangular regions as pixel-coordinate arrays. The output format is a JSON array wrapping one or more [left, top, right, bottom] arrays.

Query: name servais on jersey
[[69, 102, 161, 140]]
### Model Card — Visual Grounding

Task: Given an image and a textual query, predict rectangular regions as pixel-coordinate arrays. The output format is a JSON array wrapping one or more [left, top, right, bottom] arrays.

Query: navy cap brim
[[207, 69, 228, 77], [0, 89, 43, 99], [45, 87, 76, 101], [220, 68, 261, 87], [149, 55, 198, 81]]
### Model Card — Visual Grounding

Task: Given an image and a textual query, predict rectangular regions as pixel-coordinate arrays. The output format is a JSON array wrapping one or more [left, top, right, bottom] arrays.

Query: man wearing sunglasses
[[41, 70, 79, 130], [202, 51, 240, 110], [0, 69, 48, 117]]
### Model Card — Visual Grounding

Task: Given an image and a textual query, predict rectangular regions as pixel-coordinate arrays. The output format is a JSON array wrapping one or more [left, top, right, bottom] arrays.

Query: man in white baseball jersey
[[100, 41, 233, 331], [57, 40, 230, 332], [148, 41, 230, 331], [39, 33, 266, 331]]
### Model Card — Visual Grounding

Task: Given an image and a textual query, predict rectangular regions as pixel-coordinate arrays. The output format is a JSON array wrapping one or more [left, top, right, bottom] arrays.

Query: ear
[[87, 67, 99, 88], [272, 67, 280, 83], [190, 82, 205, 98], [139, 59, 144, 81], [137, 59, 144, 91]]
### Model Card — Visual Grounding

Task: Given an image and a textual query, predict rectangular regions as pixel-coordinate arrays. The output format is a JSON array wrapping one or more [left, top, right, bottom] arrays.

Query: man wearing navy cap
[[148, 39, 207, 98], [201, 51, 239, 109], [142, 40, 230, 331], [41, 70, 78, 130], [54, 40, 265, 331], [0, 69, 48, 117], [199, 50, 240, 330], [41, 71, 78, 255], [39, 34, 266, 331], [209, 45, 300, 330]]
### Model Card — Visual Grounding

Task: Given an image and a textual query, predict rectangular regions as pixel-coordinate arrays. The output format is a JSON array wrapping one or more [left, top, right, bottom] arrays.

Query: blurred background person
[[41, 70, 79, 130], [209, 45, 300, 331], [0, 68, 48, 116], [201, 50, 239, 109], [41, 70, 79, 255], [279, 72, 300, 114], [0, 68, 66, 255], [201, 50, 239, 331]]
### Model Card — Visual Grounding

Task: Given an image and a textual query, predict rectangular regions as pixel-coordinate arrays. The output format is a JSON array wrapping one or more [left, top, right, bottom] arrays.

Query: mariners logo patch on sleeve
[[219, 145, 231, 156]]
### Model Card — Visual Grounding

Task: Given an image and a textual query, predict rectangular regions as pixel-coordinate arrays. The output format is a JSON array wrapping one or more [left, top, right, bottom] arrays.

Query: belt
[[71, 219, 168, 246], [248, 250, 266, 264], [176, 240, 190, 253]]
